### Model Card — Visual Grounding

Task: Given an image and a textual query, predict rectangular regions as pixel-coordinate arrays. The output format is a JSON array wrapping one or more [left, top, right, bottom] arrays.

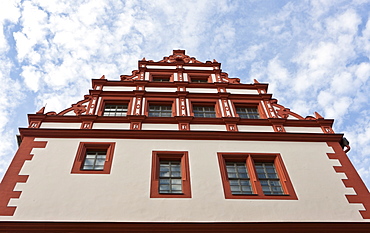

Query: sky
[[1, 0, 370, 189]]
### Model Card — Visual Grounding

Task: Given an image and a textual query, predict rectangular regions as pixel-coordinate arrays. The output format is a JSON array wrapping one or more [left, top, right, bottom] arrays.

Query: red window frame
[[71, 142, 115, 174], [231, 100, 267, 119], [150, 151, 191, 198], [144, 100, 176, 117], [97, 97, 132, 116], [217, 153, 297, 199], [188, 74, 211, 83], [190, 100, 221, 118], [150, 72, 174, 82]]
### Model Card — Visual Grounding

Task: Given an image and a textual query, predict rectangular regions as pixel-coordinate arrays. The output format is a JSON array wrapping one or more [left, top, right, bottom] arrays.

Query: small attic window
[[152, 75, 171, 82], [190, 76, 209, 83]]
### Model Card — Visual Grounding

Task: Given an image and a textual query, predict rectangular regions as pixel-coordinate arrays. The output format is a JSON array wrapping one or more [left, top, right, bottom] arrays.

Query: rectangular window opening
[[103, 104, 128, 117], [153, 77, 170, 82], [191, 77, 208, 83], [159, 160, 183, 194], [226, 162, 253, 195], [71, 142, 115, 174], [236, 107, 260, 119], [218, 153, 297, 199], [255, 162, 284, 195], [148, 104, 172, 117], [82, 150, 107, 171], [150, 151, 191, 198], [193, 105, 216, 118]]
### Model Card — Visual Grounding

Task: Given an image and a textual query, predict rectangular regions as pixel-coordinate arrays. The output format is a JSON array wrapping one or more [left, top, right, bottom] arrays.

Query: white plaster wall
[[3, 139, 367, 222], [145, 87, 177, 92], [285, 127, 323, 133], [190, 124, 226, 131], [40, 123, 81, 129], [238, 125, 274, 132], [226, 89, 259, 94], [102, 86, 136, 92], [146, 65, 176, 69], [183, 66, 213, 70], [186, 88, 218, 93], [92, 123, 130, 130], [141, 124, 178, 130]]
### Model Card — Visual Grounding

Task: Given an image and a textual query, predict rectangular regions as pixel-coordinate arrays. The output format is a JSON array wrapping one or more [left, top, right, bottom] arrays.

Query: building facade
[[0, 50, 369, 232]]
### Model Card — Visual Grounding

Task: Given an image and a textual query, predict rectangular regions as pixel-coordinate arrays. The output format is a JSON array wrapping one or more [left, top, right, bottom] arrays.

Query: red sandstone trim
[[0, 137, 47, 216], [71, 142, 116, 174], [217, 153, 297, 200], [327, 142, 370, 219], [150, 151, 191, 198], [19, 128, 344, 143], [0, 222, 370, 232]]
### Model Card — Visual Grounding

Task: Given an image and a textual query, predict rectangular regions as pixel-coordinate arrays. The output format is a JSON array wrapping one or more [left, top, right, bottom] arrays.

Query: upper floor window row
[[102, 102, 261, 119], [150, 74, 211, 83]]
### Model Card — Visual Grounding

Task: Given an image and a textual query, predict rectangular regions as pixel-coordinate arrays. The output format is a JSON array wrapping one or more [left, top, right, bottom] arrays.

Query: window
[[190, 77, 208, 83], [236, 107, 260, 119], [153, 77, 170, 82], [193, 106, 216, 118], [103, 104, 128, 116], [226, 162, 253, 195], [148, 105, 172, 117], [150, 151, 191, 198], [159, 161, 182, 194], [255, 162, 284, 195], [71, 142, 115, 174], [81, 150, 107, 170], [218, 153, 297, 199]]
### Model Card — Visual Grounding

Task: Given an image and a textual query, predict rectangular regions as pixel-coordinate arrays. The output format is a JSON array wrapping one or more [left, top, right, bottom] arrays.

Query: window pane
[[149, 105, 172, 117], [255, 162, 284, 195], [160, 171, 170, 177], [159, 160, 183, 194], [82, 150, 107, 171], [193, 106, 216, 118], [159, 179, 170, 184], [103, 104, 128, 117], [236, 107, 260, 119], [226, 162, 253, 195]]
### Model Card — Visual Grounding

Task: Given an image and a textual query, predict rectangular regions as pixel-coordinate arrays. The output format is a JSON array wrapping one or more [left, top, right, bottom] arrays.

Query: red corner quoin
[[327, 141, 370, 219], [0, 137, 47, 216]]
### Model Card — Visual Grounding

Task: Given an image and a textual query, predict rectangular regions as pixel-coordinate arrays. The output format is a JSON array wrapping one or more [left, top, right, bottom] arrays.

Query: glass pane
[[159, 179, 169, 184], [228, 173, 237, 178], [94, 165, 104, 170], [260, 180, 268, 186], [171, 179, 182, 185], [226, 166, 236, 172], [171, 190, 182, 193], [160, 165, 169, 172], [241, 186, 252, 191], [172, 185, 182, 191], [95, 159, 105, 166], [230, 185, 240, 192], [84, 159, 94, 166], [171, 166, 181, 172], [229, 180, 239, 185], [240, 180, 250, 186], [160, 171, 170, 177], [171, 172, 181, 177], [82, 165, 93, 170], [159, 185, 169, 191]]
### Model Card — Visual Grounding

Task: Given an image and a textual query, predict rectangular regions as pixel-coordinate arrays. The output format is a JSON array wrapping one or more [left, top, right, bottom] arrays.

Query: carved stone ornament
[[120, 70, 139, 81], [159, 50, 202, 63], [220, 72, 240, 84], [71, 103, 87, 116]]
